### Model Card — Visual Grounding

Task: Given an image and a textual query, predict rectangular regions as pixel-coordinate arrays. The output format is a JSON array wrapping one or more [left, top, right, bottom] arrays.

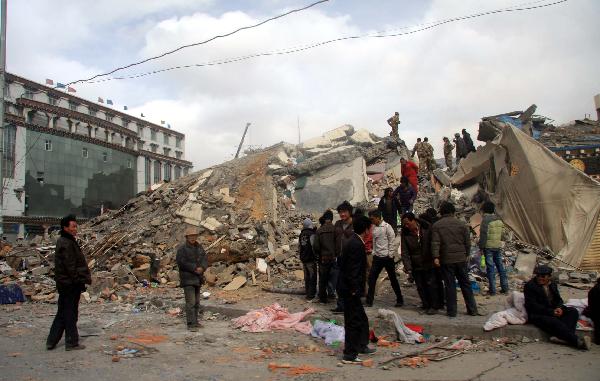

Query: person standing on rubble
[[378, 187, 401, 233], [46, 214, 91, 351], [393, 176, 416, 214], [299, 218, 317, 300], [422, 137, 435, 173], [443, 137, 454, 169], [411, 138, 426, 172], [366, 210, 403, 308], [176, 227, 208, 331], [453, 133, 468, 165], [478, 202, 509, 295], [339, 215, 376, 363], [331, 201, 355, 314], [524, 265, 590, 350], [387, 111, 401, 140], [313, 210, 336, 303], [462, 129, 476, 153], [431, 202, 481, 318], [400, 157, 419, 193]]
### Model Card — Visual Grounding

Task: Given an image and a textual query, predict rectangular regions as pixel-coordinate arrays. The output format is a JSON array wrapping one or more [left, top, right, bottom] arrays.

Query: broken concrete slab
[[433, 168, 452, 187], [256, 258, 268, 274], [201, 217, 223, 233], [323, 124, 355, 142], [291, 146, 361, 176], [514, 252, 537, 280], [176, 200, 203, 226], [349, 128, 375, 146], [366, 162, 386, 174], [301, 135, 332, 150], [223, 276, 247, 291]]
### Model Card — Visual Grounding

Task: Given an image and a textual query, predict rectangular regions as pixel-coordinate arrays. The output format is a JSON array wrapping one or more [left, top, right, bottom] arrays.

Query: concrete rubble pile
[[1, 125, 413, 303]]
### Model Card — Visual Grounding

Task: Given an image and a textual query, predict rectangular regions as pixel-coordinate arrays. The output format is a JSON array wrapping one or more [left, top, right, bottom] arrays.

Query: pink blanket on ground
[[231, 303, 314, 334]]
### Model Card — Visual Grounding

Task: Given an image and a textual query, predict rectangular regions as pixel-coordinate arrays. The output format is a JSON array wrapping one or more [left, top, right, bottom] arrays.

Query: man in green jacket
[[479, 202, 509, 295]]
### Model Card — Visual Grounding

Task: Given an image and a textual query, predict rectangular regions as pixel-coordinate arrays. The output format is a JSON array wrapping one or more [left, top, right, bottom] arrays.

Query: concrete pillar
[[594, 94, 600, 121]]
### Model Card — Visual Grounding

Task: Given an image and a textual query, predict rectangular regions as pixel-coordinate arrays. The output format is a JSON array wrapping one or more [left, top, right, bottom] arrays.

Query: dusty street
[[1, 289, 599, 381]]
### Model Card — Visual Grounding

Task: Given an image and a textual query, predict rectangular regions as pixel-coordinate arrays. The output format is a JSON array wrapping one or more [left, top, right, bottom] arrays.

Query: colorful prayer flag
[[98, 97, 104, 103], [45, 79, 54, 86], [67, 87, 76, 93], [141, 113, 145, 117], [160, 120, 165, 125], [123, 105, 128, 110], [107, 99, 113, 105], [56, 83, 66, 89]]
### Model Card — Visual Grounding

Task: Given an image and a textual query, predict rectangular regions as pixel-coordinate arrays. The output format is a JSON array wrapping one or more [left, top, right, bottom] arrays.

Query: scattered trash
[[232, 303, 314, 334], [311, 320, 345, 346]]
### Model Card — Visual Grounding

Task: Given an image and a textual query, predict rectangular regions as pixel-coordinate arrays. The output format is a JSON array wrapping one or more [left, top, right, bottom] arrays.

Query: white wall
[[2, 126, 27, 217]]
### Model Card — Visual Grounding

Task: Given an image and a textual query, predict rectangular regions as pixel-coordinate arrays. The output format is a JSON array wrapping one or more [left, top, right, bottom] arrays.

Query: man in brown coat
[[47, 215, 91, 351]]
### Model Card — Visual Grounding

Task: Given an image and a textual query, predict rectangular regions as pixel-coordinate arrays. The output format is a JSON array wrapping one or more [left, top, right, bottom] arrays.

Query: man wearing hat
[[299, 218, 317, 300], [176, 227, 208, 331], [524, 265, 590, 350], [387, 111, 400, 140]]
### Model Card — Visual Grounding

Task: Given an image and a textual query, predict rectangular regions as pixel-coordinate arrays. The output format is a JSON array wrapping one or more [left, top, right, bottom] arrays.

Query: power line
[[67, 0, 330, 86], [76, 0, 568, 84]]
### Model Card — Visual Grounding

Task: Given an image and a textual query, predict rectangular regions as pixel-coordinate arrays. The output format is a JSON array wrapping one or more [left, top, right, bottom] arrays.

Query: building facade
[[2, 73, 193, 238]]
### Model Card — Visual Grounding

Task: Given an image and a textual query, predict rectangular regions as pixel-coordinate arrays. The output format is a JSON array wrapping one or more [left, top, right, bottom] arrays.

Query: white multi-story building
[[2, 72, 193, 238]]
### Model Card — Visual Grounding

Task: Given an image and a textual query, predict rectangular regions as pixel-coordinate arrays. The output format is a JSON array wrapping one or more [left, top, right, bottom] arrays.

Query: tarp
[[451, 122, 600, 267]]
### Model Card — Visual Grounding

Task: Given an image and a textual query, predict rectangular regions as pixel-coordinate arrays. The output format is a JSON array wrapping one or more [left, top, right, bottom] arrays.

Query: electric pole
[[235, 122, 251, 159]]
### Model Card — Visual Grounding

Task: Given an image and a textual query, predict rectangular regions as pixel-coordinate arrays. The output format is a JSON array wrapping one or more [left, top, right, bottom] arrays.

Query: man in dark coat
[[453, 133, 468, 164], [339, 215, 376, 363], [525, 265, 590, 350], [431, 202, 480, 318], [47, 215, 91, 351], [331, 201, 354, 314], [378, 187, 400, 233], [176, 227, 208, 331], [462, 129, 476, 153], [586, 278, 600, 344], [298, 218, 317, 300], [393, 176, 416, 214], [313, 210, 336, 303]]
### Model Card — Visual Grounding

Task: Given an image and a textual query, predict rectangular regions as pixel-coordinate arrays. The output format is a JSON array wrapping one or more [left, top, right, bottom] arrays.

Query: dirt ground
[[1, 285, 599, 381]]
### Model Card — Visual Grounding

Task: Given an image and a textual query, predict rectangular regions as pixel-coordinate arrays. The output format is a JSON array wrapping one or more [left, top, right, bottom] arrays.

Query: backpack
[[299, 228, 315, 263]]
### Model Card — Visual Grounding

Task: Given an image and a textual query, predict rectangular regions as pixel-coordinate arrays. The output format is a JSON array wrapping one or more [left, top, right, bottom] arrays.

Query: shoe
[[425, 308, 436, 315], [46, 343, 56, 350], [65, 344, 86, 351], [447, 314, 457, 319], [579, 336, 591, 350], [342, 356, 364, 364], [331, 308, 344, 314], [550, 336, 568, 345], [187, 325, 199, 332], [468, 310, 487, 316], [500, 289, 509, 294], [360, 347, 377, 355], [395, 301, 404, 307]]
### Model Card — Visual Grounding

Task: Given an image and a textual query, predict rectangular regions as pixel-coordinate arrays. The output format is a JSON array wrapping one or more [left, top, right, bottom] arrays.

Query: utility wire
[[77, 0, 568, 84], [67, 0, 330, 86]]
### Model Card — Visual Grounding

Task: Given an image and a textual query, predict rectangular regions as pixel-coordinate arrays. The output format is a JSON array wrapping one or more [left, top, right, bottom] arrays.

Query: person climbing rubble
[[453, 133, 468, 165], [387, 111, 401, 140], [313, 210, 336, 304], [478, 201, 509, 295], [411, 138, 426, 172], [524, 265, 591, 350], [431, 202, 481, 318], [331, 201, 355, 314], [422, 137, 435, 173], [400, 157, 419, 193], [176, 227, 208, 332], [443, 137, 454, 169], [299, 218, 317, 300], [393, 176, 416, 214], [366, 210, 403, 308], [338, 215, 376, 364]]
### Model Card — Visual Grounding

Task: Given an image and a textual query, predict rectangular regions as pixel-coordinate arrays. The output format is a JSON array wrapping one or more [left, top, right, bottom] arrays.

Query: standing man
[[387, 111, 400, 140], [422, 137, 435, 173], [453, 133, 468, 164], [443, 137, 454, 169], [431, 202, 480, 318], [299, 218, 317, 300], [47, 215, 91, 351], [411, 138, 426, 172], [586, 278, 600, 344], [524, 265, 590, 350], [339, 215, 376, 363], [400, 157, 419, 193], [176, 227, 208, 331], [478, 202, 509, 295], [366, 210, 403, 307], [462, 129, 476, 153], [378, 187, 400, 233], [331, 201, 354, 314], [313, 210, 336, 303], [393, 176, 416, 214]]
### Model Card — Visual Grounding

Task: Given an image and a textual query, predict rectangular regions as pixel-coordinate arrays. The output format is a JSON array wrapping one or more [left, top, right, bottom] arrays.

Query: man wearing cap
[[299, 218, 317, 300], [387, 112, 400, 140], [524, 265, 590, 350], [176, 227, 208, 331]]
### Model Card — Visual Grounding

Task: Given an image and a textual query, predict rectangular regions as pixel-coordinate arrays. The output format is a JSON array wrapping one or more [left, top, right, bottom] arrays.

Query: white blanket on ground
[[483, 291, 528, 331], [377, 309, 423, 344]]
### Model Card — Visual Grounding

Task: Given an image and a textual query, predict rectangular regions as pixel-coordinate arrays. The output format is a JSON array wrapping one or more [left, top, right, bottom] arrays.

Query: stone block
[[176, 200, 203, 226], [201, 217, 223, 232], [349, 128, 375, 146], [323, 124, 354, 141]]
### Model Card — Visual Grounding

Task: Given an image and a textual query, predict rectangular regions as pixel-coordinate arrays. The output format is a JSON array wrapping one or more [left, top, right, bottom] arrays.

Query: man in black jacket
[[524, 265, 590, 350], [587, 278, 600, 344], [298, 218, 317, 300], [378, 187, 400, 233], [47, 215, 91, 351], [331, 201, 354, 314], [313, 210, 336, 303], [176, 227, 208, 331], [339, 215, 376, 363]]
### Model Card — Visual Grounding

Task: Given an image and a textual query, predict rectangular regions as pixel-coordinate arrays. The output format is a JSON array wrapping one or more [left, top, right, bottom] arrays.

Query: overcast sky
[[7, 0, 600, 169]]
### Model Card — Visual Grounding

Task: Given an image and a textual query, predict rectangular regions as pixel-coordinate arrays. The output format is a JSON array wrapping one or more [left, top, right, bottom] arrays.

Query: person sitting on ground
[[313, 210, 336, 304], [339, 215, 376, 364], [478, 201, 509, 295], [366, 210, 403, 308], [378, 187, 401, 234], [431, 201, 481, 318], [393, 176, 416, 215], [176, 227, 208, 332], [585, 277, 600, 345], [401, 212, 436, 314], [298, 218, 317, 301], [524, 265, 590, 350]]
